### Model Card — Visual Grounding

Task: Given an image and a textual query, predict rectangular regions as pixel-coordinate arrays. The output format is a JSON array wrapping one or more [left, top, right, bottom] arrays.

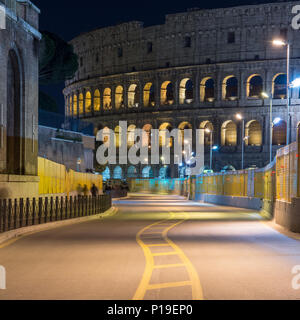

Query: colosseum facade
[[64, 1, 300, 179]]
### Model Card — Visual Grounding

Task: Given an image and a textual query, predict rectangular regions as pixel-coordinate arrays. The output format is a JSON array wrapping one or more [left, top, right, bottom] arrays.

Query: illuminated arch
[[179, 78, 193, 104], [200, 121, 214, 146], [113, 166, 123, 180], [69, 96, 72, 116], [273, 120, 287, 145], [161, 81, 174, 105], [85, 91, 92, 113], [114, 125, 122, 148], [221, 120, 237, 146], [143, 83, 155, 107], [245, 120, 262, 146], [73, 94, 78, 116], [103, 88, 112, 110], [127, 166, 138, 178], [142, 124, 152, 147], [128, 84, 139, 108], [127, 124, 136, 147], [102, 167, 110, 181], [200, 77, 215, 102], [272, 73, 287, 99], [159, 122, 172, 147], [115, 85, 124, 109], [142, 166, 153, 178], [222, 75, 238, 100], [79, 93, 84, 114], [94, 89, 101, 112], [246, 74, 263, 98]]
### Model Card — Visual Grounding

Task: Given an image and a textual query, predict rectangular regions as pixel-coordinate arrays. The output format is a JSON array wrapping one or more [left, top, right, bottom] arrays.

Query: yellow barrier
[[38, 157, 102, 196]]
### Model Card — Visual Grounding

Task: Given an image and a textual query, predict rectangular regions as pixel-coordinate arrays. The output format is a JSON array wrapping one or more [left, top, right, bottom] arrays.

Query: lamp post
[[205, 128, 213, 170], [235, 113, 245, 170], [272, 39, 290, 145], [262, 91, 274, 163]]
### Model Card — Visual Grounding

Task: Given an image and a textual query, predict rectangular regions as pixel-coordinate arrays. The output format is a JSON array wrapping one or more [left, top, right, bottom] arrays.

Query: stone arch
[[221, 120, 237, 146], [85, 91, 92, 113], [94, 89, 101, 112], [200, 77, 215, 102], [102, 126, 111, 144], [102, 166, 110, 181], [142, 124, 152, 147], [114, 125, 122, 148], [272, 73, 287, 99], [115, 85, 124, 109], [113, 166, 123, 180], [127, 124, 136, 147], [103, 88, 112, 110], [245, 120, 262, 146], [143, 82, 155, 107], [7, 49, 24, 174], [179, 78, 193, 104], [142, 166, 153, 178], [128, 84, 140, 108], [159, 122, 172, 147], [200, 121, 214, 146], [161, 81, 174, 105], [127, 166, 138, 178], [222, 75, 238, 100], [73, 94, 78, 116], [78, 93, 84, 114], [273, 120, 286, 146], [159, 166, 170, 179], [178, 122, 192, 145], [246, 74, 263, 98]]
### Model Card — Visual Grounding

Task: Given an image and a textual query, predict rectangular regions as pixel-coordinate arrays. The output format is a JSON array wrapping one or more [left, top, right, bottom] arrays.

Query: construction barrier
[[38, 157, 102, 196]]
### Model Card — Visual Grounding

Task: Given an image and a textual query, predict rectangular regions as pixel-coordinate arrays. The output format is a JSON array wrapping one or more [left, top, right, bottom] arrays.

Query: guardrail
[[0, 194, 111, 233]]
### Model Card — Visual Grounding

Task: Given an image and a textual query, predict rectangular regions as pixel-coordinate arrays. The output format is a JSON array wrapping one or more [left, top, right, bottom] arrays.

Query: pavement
[[1, 193, 300, 300]]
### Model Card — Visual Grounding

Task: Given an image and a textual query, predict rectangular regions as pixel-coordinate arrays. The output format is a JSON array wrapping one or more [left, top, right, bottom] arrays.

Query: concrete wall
[[274, 199, 300, 233]]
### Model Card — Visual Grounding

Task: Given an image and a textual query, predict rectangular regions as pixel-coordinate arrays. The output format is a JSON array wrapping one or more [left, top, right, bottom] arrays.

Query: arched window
[[115, 85, 124, 109], [94, 89, 100, 112], [128, 84, 139, 107], [143, 83, 155, 107], [200, 121, 214, 146], [159, 123, 172, 147], [161, 81, 174, 105], [245, 120, 262, 146], [73, 94, 78, 116], [178, 122, 192, 146], [113, 166, 123, 180], [273, 120, 287, 145], [103, 88, 112, 110], [247, 75, 263, 98], [127, 125, 136, 147], [142, 124, 152, 147], [127, 166, 138, 178], [114, 126, 122, 148], [222, 76, 238, 100], [273, 74, 287, 99], [102, 167, 110, 181], [79, 93, 84, 114], [85, 91, 92, 113], [200, 77, 215, 102], [142, 166, 153, 178], [179, 78, 193, 104], [221, 121, 237, 146]]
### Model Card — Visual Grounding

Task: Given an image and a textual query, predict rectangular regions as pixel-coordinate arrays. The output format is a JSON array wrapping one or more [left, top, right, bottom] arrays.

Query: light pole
[[236, 113, 245, 170], [205, 128, 213, 170], [272, 39, 290, 145], [262, 91, 274, 163]]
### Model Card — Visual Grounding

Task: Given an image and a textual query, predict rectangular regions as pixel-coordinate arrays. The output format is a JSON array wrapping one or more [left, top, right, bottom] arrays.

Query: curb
[[0, 206, 118, 246]]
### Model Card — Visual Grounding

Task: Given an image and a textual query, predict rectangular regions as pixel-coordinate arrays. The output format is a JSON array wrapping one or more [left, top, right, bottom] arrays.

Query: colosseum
[[63, 1, 300, 180]]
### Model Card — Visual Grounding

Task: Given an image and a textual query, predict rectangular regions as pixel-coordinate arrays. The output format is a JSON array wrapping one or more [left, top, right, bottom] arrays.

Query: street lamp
[[235, 113, 245, 170], [262, 91, 274, 163], [272, 38, 290, 144], [205, 128, 213, 170]]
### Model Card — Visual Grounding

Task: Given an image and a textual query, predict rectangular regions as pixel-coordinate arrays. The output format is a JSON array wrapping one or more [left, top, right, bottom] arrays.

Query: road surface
[[1, 193, 300, 300]]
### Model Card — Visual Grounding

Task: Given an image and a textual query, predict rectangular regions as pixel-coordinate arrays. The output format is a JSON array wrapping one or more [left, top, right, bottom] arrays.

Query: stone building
[[64, 1, 300, 179], [0, 0, 40, 197]]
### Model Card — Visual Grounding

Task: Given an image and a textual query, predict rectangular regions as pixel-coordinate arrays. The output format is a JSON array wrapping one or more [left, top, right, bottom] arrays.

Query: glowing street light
[[235, 113, 245, 170], [273, 39, 286, 46], [273, 117, 282, 125]]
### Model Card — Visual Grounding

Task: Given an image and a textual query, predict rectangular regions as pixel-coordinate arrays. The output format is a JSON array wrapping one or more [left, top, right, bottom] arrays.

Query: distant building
[[0, 0, 40, 197], [64, 1, 300, 178]]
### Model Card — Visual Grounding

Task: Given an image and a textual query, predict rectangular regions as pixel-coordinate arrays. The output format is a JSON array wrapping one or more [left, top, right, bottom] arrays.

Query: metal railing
[[0, 194, 111, 233]]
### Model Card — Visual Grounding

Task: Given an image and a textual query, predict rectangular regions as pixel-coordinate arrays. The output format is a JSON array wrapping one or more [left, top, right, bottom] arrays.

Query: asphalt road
[[1, 193, 300, 300]]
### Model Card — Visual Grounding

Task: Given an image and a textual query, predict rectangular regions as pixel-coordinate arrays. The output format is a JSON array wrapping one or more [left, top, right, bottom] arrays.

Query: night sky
[[34, 0, 285, 114]]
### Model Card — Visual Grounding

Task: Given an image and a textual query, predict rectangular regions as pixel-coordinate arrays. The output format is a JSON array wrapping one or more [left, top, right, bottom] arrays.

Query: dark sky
[[33, 0, 285, 114]]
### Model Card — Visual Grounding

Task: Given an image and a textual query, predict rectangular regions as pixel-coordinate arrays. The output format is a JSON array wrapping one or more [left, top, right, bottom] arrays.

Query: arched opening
[[179, 78, 193, 104], [247, 75, 263, 98], [159, 122, 172, 147], [221, 121, 237, 146], [94, 89, 100, 112], [103, 88, 112, 110], [128, 84, 140, 108], [85, 91, 92, 113], [69, 96, 72, 116], [178, 122, 192, 146], [200, 121, 214, 146], [113, 166, 123, 180], [245, 120, 262, 146], [221, 165, 236, 172], [127, 125, 136, 147], [222, 76, 238, 101], [273, 74, 287, 99], [200, 77, 215, 102], [79, 93, 84, 114], [114, 126, 122, 148], [102, 126, 110, 144], [161, 81, 174, 105], [143, 83, 155, 107], [127, 166, 138, 178], [102, 167, 110, 181], [273, 120, 287, 145], [115, 85, 124, 109], [7, 49, 23, 174], [159, 166, 169, 179], [73, 94, 78, 116], [142, 124, 152, 147], [142, 166, 153, 178]]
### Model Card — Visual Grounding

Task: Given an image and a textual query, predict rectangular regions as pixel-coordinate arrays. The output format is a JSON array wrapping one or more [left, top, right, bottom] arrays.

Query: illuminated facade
[[64, 1, 300, 178]]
